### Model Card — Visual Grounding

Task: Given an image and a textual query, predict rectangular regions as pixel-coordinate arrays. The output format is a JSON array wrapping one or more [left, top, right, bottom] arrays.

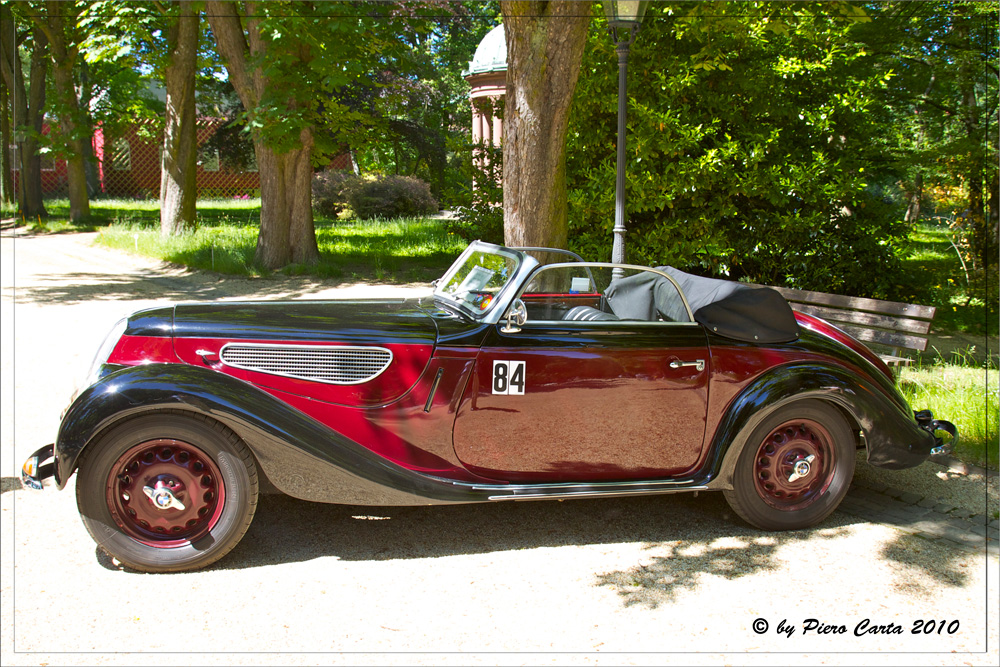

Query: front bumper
[[21, 444, 56, 490]]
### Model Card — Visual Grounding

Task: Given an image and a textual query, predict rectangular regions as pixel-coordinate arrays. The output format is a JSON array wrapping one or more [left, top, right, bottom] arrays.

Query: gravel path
[[1, 230, 997, 667]]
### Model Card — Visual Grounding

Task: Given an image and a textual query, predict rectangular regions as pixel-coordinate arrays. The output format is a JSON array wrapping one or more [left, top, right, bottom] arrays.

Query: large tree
[[207, 1, 433, 269], [33, 0, 90, 221], [206, 0, 319, 267], [81, 0, 202, 234], [160, 1, 201, 235], [0, 74, 10, 205], [1, 4, 49, 218], [500, 1, 590, 249]]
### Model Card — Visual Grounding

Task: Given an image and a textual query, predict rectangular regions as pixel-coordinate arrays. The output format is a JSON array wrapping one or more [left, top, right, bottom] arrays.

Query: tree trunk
[[25, 27, 49, 217], [500, 1, 590, 249], [41, 2, 89, 221], [160, 2, 200, 236], [78, 60, 101, 197], [987, 168, 998, 259], [1, 8, 48, 218], [904, 172, 922, 224], [0, 73, 11, 205], [0, 3, 19, 208], [254, 129, 317, 267], [206, 0, 319, 269]]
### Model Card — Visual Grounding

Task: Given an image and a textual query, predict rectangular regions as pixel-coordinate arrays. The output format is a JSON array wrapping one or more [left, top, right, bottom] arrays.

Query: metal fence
[[11, 118, 261, 203]]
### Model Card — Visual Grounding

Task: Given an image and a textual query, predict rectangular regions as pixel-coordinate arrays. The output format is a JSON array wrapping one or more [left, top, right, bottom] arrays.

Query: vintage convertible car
[[22, 241, 956, 572]]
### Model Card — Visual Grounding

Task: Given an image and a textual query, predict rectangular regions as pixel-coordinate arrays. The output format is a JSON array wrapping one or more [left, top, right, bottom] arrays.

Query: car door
[[452, 265, 711, 483]]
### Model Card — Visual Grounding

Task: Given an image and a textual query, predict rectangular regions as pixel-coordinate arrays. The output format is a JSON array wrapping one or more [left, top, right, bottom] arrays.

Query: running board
[[457, 479, 710, 502]]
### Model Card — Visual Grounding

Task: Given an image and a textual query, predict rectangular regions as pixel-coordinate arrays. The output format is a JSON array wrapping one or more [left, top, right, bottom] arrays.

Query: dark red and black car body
[[22, 241, 956, 572]]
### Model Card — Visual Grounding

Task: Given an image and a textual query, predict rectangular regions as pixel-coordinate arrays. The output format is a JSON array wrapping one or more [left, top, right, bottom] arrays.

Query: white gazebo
[[465, 24, 507, 148]]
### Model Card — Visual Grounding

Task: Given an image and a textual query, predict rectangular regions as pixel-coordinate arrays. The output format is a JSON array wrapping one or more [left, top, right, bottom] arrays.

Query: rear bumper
[[915, 410, 958, 457], [21, 444, 56, 490]]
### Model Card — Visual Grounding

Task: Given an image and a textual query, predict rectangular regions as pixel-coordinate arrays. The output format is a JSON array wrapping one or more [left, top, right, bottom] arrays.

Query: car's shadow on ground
[[94, 487, 979, 606]]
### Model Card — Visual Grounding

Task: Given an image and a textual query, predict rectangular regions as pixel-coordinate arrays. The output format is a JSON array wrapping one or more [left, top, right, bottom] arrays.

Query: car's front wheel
[[724, 400, 854, 531], [76, 413, 258, 572]]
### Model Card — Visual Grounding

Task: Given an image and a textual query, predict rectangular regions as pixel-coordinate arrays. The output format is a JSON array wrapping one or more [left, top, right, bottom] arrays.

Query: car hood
[[164, 299, 439, 407], [171, 299, 438, 345]]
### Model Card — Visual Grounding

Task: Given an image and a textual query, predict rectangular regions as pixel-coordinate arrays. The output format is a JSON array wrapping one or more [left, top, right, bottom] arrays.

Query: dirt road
[[1, 231, 997, 667]]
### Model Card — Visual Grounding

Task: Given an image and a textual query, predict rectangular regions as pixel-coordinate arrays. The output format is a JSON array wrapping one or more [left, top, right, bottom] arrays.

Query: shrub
[[347, 175, 438, 220], [446, 141, 504, 244], [312, 170, 360, 219]]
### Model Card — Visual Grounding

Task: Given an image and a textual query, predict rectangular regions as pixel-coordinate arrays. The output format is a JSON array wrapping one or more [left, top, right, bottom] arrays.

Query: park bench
[[754, 285, 936, 367]]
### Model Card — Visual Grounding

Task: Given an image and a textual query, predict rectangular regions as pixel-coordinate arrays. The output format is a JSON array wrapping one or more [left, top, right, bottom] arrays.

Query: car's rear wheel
[[724, 400, 854, 530], [76, 413, 258, 572]]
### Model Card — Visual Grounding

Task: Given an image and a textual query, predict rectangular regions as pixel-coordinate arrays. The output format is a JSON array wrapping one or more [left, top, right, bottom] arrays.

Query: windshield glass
[[434, 244, 522, 317]]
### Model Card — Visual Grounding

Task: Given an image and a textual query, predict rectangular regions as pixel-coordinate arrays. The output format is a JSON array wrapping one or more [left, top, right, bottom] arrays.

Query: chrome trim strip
[[219, 342, 394, 386], [488, 486, 709, 501], [509, 246, 587, 263], [435, 476, 708, 502], [423, 368, 444, 413], [469, 478, 699, 493]]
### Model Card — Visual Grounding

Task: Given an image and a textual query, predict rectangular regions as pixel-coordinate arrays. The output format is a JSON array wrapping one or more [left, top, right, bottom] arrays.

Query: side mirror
[[500, 298, 527, 333]]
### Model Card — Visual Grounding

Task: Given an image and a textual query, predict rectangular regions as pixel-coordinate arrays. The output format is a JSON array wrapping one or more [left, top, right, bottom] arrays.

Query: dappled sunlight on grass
[[94, 211, 465, 283], [899, 221, 992, 334], [898, 360, 999, 469]]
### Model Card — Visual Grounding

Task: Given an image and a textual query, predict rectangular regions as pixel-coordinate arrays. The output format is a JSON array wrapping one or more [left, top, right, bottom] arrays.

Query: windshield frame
[[433, 241, 538, 323]]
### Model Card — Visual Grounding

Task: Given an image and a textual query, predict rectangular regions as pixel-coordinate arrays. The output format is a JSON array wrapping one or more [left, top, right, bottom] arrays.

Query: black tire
[[75, 412, 258, 573], [723, 400, 854, 531]]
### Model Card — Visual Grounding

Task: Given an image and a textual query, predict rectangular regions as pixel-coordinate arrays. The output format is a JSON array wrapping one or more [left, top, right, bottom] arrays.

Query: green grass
[[898, 359, 999, 469], [22, 197, 262, 232], [897, 220, 996, 335], [92, 202, 465, 283]]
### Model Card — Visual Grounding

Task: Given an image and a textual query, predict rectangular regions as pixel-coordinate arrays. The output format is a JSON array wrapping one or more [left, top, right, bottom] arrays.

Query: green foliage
[[352, 2, 501, 205], [566, 2, 911, 297], [854, 2, 998, 303], [347, 175, 439, 220], [78, 0, 166, 135], [896, 220, 996, 334], [447, 140, 504, 244], [218, 2, 439, 165], [311, 170, 361, 219]]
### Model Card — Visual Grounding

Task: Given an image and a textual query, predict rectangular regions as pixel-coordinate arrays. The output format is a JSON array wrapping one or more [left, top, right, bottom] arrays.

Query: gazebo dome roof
[[466, 24, 506, 75]]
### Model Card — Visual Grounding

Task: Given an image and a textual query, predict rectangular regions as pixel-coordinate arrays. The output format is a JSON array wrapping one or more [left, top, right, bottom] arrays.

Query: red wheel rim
[[105, 439, 226, 548], [753, 419, 835, 511]]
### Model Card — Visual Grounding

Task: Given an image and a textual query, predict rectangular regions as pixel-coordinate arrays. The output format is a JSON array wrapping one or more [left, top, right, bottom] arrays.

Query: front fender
[[704, 362, 937, 490], [53, 364, 491, 505]]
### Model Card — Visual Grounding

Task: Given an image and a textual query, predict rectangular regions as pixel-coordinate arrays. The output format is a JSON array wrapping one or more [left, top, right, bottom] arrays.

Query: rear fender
[[704, 362, 936, 490]]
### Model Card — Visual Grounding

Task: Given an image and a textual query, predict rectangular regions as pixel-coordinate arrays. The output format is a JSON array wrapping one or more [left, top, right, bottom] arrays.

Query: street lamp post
[[604, 1, 648, 277]]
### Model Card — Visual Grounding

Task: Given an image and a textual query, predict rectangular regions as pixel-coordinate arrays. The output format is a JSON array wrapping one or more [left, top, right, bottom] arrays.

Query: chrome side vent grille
[[219, 344, 393, 385]]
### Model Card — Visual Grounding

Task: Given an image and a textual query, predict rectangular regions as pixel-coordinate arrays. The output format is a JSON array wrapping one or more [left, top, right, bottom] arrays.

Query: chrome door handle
[[669, 359, 705, 372]]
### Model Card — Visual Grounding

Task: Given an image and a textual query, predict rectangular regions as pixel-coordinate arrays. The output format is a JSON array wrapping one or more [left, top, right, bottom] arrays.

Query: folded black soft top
[[659, 267, 800, 343]]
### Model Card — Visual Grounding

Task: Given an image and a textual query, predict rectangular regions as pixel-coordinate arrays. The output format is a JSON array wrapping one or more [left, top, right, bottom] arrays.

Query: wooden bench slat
[[751, 284, 936, 320], [791, 303, 932, 335], [836, 324, 930, 352]]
